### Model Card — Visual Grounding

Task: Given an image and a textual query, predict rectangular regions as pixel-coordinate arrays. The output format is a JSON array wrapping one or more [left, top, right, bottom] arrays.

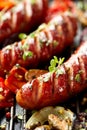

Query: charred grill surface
[[0, 92, 87, 130]]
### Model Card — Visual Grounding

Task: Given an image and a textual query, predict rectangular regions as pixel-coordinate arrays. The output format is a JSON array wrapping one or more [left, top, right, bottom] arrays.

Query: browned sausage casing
[[0, 13, 77, 77], [0, 0, 48, 43], [16, 41, 87, 110]]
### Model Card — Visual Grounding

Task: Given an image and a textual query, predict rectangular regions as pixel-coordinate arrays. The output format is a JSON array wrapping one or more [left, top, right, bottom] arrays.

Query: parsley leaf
[[19, 33, 27, 40], [30, 0, 36, 4], [48, 56, 65, 72], [23, 51, 33, 60]]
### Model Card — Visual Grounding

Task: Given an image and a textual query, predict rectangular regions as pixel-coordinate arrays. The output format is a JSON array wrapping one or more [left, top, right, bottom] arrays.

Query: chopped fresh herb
[[29, 32, 35, 38], [23, 51, 33, 60], [19, 33, 27, 40], [30, 0, 36, 4], [37, 23, 47, 32], [75, 70, 83, 82], [53, 40, 59, 47], [58, 57, 65, 65], [75, 73, 81, 82], [85, 109, 87, 113], [48, 56, 65, 72], [48, 65, 55, 73], [50, 59, 57, 67], [22, 42, 29, 50]]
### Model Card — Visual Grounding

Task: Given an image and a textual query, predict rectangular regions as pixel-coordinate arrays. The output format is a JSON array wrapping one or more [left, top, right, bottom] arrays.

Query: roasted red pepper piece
[[5, 65, 27, 94], [0, 0, 15, 10], [5, 65, 48, 94], [0, 77, 14, 108]]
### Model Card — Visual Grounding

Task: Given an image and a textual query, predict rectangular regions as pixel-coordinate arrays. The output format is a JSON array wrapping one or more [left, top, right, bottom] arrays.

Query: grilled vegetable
[[5, 66, 48, 93], [0, 0, 15, 10], [16, 41, 87, 110], [0, 0, 48, 44], [25, 106, 75, 130], [5, 65, 27, 93], [0, 12, 77, 77], [0, 77, 14, 108]]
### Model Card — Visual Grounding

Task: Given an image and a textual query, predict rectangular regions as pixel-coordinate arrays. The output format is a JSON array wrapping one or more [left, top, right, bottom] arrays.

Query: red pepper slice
[[0, 77, 14, 108], [0, 0, 15, 10]]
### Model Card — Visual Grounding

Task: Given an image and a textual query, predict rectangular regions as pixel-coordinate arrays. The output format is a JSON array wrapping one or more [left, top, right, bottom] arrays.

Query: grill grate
[[0, 91, 87, 130], [0, 1, 87, 129]]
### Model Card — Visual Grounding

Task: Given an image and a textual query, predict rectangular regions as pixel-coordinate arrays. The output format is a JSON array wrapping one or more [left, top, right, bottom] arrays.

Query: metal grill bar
[[22, 109, 27, 130], [76, 97, 80, 114], [9, 106, 14, 130]]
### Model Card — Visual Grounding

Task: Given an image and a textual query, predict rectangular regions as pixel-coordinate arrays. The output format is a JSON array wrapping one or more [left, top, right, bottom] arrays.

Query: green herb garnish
[[30, 0, 36, 4], [29, 32, 35, 38], [48, 56, 65, 72], [75, 73, 81, 82], [19, 33, 27, 40], [53, 40, 59, 47], [75, 70, 83, 82], [37, 23, 47, 32], [85, 109, 87, 113], [22, 42, 29, 50], [23, 51, 33, 60]]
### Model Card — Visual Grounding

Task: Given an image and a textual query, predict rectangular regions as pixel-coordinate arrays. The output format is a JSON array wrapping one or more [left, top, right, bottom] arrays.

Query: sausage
[[16, 41, 87, 110], [0, 13, 77, 77], [0, 0, 48, 44]]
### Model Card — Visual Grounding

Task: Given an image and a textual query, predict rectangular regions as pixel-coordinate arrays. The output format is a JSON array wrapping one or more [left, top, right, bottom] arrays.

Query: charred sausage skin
[[0, 13, 77, 77], [16, 41, 87, 110], [0, 0, 48, 43]]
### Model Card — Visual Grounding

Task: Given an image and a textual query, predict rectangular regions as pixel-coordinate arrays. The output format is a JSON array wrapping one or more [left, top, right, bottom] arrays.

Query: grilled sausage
[[0, 13, 77, 77], [0, 0, 48, 44], [16, 41, 87, 110]]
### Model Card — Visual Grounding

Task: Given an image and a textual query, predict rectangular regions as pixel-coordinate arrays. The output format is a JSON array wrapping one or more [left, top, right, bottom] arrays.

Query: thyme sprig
[[48, 56, 65, 72]]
